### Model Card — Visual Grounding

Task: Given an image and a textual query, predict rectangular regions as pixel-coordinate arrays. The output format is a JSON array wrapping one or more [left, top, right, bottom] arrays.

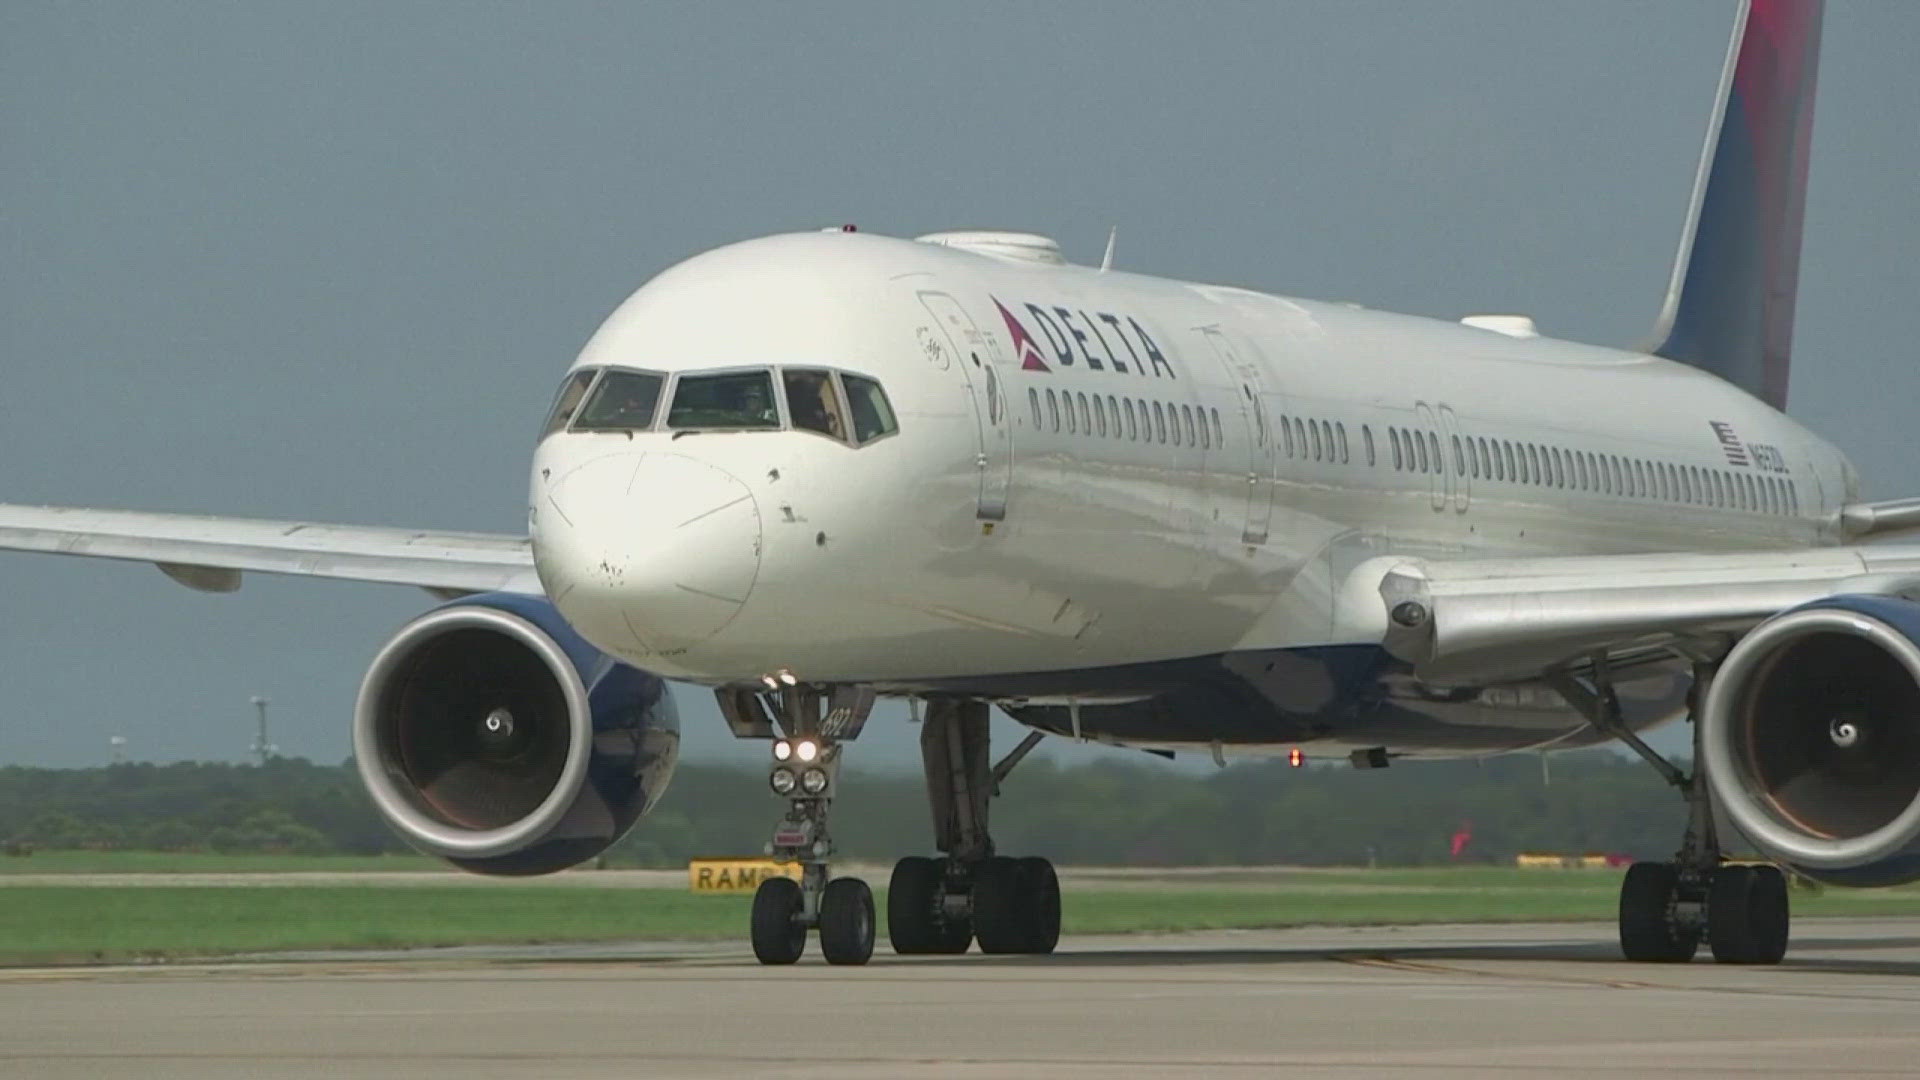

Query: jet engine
[[353, 593, 678, 875], [1702, 596, 1920, 887]]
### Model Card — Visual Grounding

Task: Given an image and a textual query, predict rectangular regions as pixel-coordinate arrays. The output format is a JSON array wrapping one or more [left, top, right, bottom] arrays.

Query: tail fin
[[1649, 0, 1823, 411]]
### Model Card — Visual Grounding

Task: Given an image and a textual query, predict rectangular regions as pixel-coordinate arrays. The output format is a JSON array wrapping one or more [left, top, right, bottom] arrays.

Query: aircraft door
[[918, 291, 1012, 521], [1202, 328, 1274, 544], [1439, 404, 1468, 513]]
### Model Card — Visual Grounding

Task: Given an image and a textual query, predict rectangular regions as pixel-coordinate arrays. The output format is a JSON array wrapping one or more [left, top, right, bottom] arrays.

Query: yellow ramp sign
[[688, 858, 803, 894]]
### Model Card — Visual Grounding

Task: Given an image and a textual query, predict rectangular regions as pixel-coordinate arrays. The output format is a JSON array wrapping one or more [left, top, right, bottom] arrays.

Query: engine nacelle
[[1703, 596, 1920, 887], [353, 592, 678, 875]]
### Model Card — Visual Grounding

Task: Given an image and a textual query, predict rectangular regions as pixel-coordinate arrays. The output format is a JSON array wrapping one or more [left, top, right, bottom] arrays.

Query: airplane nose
[[535, 451, 761, 657]]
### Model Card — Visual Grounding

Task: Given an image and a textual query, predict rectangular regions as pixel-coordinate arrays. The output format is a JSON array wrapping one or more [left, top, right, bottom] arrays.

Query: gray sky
[[3, 1, 1916, 771]]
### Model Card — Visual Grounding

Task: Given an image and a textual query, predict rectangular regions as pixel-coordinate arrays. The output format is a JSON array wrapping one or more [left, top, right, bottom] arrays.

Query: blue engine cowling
[[353, 592, 678, 876], [1702, 595, 1920, 887]]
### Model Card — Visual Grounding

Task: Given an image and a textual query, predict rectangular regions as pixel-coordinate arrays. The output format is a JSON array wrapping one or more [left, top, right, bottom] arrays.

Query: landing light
[[777, 669, 799, 687], [773, 739, 792, 762], [794, 739, 820, 763]]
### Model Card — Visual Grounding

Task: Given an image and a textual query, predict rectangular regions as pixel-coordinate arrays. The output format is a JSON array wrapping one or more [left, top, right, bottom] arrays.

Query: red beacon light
[[1288, 748, 1304, 768]]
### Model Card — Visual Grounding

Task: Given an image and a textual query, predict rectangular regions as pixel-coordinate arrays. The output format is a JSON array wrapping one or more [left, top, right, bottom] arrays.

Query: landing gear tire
[[971, 856, 1029, 955], [751, 876, 807, 965], [1019, 856, 1061, 954], [972, 855, 1061, 954], [819, 877, 875, 966], [1709, 864, 1789, 965], [888, 856, 971, 955], [1618, 862, 1697, 963]]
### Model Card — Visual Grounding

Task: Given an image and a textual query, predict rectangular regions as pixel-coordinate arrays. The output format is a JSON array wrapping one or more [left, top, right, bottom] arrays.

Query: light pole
[[250, 695, 277, 765]]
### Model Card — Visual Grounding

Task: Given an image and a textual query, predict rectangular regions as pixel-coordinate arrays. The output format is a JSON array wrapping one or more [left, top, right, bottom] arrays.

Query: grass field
[[5, 859, 1920, 965]]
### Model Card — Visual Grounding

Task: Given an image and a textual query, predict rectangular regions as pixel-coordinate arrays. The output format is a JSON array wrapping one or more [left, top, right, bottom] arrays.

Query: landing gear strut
[[720, 684, 879, 966], [888, 700, 1061, 956], [1552, 660, 1789, 964]]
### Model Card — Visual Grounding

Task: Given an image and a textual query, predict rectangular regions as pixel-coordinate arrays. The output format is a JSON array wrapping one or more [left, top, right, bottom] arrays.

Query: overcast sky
[[3, 1, 1916, 772]]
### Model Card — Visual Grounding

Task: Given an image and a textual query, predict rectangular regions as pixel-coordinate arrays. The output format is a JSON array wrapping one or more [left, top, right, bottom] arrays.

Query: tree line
[[0, 750, 1692, 866]]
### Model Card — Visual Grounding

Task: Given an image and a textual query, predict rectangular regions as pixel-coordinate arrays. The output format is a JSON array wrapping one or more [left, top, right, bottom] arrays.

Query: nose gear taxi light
[[800, 767, 830, 795], [770, 767, 797, 795]]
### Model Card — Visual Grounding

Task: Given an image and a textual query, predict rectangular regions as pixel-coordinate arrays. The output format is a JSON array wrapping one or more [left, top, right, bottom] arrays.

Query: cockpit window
[[666, 369, 781, 430], [782, 369, 847, 441], [572, 369, 664, 432], [541, 369, 598, 438], [842, 375, 898, 444]]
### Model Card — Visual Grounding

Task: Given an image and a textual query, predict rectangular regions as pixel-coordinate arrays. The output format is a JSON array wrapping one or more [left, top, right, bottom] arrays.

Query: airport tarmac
[[4, 918, 1918, 1079]]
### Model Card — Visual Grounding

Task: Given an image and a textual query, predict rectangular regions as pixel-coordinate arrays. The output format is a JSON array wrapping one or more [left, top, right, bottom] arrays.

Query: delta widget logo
[[989, 296, 1177, 380]]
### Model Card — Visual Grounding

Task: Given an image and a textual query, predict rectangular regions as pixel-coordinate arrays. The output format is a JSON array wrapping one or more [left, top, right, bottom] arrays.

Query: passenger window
[[1198, 406, 1210, 449], [1095, 395, 1108, 438], [1310, 419, 1323, 461], [1215, 409, 1226, 449], [1467, 436, 1480, 479], [1046, 389, 1060, 432], [1281, 414, 1295, 457], [667, 369, 781, 430], [1516, 445, 1530, 485], [1185, 406, 1198, 448], [1501, 441, 1514, 480], [783, 369, 848, 441], [1336, 422, 1348, 463], [1125, 399, 1138, 440], [1153, 401, 1167, 443], [1029, 388, 1041, 428], [841, 374, 898, 443], [1108, 396, 1121, 438], [1078, 393, 1092, 436], [1390, 429, 1403, 471], [1065, 392, 1078, 434], [542, 369, 599, 438], [1364, 425, 1376, 467], [1294, 418, 1307, 458]]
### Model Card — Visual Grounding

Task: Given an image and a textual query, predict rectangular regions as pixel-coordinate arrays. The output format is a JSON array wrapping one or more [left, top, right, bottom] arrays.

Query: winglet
[[1648, 0, 1823, 411]]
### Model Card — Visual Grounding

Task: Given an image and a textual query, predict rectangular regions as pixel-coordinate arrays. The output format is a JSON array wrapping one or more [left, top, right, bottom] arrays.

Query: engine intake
[[1703, 596, 1920, 886], [354, 593, 678, 875]]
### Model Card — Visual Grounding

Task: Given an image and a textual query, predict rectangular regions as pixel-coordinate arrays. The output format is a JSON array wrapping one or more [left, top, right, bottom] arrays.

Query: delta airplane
[[3, 0, 1912, 966]]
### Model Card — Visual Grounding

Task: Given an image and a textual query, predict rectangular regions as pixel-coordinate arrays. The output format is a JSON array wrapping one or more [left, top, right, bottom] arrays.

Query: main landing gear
[[716, 688, 1059, 965], [888, 701, 1061, 957], [1552, 660, 1789, 965]]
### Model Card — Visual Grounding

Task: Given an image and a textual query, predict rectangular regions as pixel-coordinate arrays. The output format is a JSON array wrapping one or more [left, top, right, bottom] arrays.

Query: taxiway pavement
[[4, 918, 1918, 1078]]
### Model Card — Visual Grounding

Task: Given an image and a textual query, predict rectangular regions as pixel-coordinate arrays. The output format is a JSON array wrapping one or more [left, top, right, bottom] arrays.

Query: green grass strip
[[6, 880, 1920, 965]]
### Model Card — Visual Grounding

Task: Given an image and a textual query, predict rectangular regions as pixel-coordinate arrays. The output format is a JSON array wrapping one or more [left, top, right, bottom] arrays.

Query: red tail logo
[[993, 298, 1051, 372]]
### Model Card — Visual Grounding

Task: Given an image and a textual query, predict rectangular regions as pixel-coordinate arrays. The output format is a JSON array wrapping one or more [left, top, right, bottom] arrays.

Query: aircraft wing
[[0, 504, 539, 598], [1361, 544, 1920, 684]]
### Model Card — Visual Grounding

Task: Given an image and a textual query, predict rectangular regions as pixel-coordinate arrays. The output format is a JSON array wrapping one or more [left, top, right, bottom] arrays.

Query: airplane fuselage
[[528, 229, 1853, 757]]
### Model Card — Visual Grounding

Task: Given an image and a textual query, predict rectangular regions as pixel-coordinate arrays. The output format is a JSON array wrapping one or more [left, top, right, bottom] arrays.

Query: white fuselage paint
[[527, 231, 1852, 751]]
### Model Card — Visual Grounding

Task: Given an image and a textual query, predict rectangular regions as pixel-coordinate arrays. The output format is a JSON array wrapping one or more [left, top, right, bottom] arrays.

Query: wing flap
[[0, 504, 540, 596], [1369, 545, 1920, 683]]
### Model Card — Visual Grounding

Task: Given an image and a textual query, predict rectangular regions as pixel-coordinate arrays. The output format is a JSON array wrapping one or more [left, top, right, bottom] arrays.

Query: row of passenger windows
[[1378, 425, 1800, 516], [542, 366, 899, 446], [1028, 387, 1226, 451], [1031, 383, 1800, 519]]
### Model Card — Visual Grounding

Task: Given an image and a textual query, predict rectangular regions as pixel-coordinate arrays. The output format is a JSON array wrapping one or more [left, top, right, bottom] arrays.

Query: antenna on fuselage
[[1099, 226, 1117, 272]]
